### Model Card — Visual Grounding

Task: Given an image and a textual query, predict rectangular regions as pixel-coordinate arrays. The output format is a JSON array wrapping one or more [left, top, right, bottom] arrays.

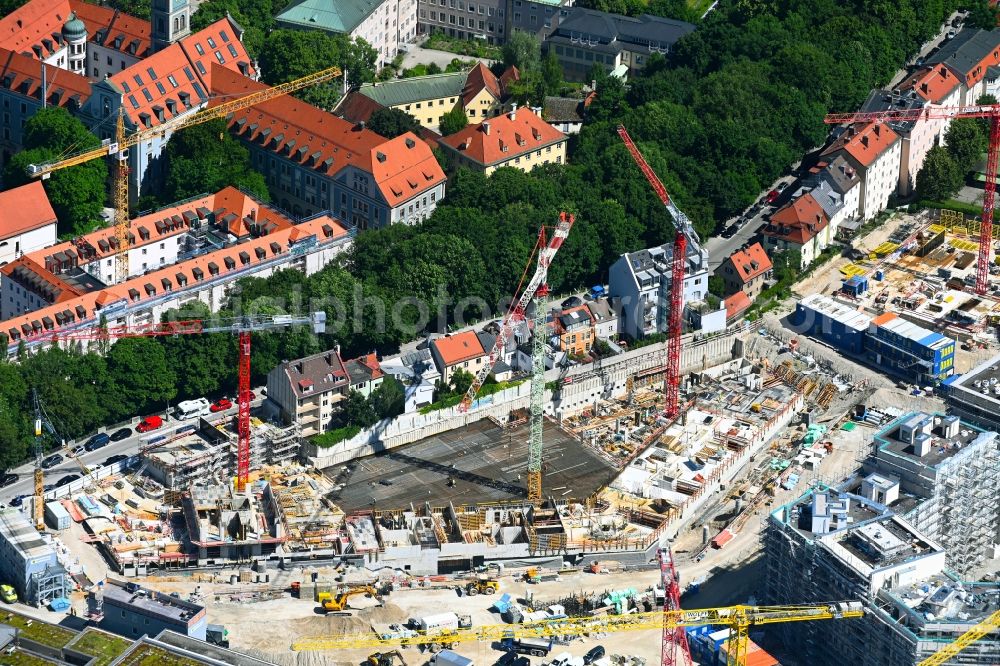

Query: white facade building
[[0, 182, 58, 269], [823, 122, 902, 222]]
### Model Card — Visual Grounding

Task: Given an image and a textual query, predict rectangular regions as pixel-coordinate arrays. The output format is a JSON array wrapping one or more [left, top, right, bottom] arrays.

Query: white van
[[174, 398, 211, 420]]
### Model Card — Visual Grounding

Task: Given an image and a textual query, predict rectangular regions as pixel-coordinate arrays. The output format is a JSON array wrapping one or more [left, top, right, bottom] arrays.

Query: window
[[430, 10, 436, 18], [195, 43, 204, 55], [459, 16, 464, 25], [167, 74, 178, 87], [107, 55, 113, 65], [207, 37, 217, 48], [215, 50, 225, 64], [449, 14, 455, 23], [133, 74, 143, 86]]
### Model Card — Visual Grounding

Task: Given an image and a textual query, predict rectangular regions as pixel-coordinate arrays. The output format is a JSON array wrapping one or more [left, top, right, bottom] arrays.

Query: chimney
[[483, 121, 490, 135], [250, 209, 256, 221], [861, 135, 869, 148], [508, 103, 517, 120]]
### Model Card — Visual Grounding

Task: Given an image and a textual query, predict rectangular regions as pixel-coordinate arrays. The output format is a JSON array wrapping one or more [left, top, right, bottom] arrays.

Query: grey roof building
[[544, 8, 695, 81], [357, 72, 468, 109], [98, 579, 208, 641], [265, 350, 350, 437], [926, 27, 1000, 103], [0, 509, 68, 606]]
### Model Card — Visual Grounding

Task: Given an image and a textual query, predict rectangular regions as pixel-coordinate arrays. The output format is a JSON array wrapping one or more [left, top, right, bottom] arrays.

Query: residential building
[[858, 89, 936, 197], [417, 0, 507, 44], [379, 347, 439, 410], [90, 17, 256, 200], [586, 297, 618, 339], [719, 242, 771, 300], [821, 122, 901, 221], [684, 299, 725, 334], [861, 411, 999, 575], [332, 88, 442, 148], [803, 156, 861, 231], [897, 64, 963, 179], [925, 27, 1000, 105], [608, 240, 710, 341], [0, 182, 58, 268], [438, 106, 567, 175], [266, 351, 350, 437], [461, 62, 519, 121], [100, 579, 207, 641], [212, 67, 446, 227], [544, 8, 694, 82], [866, 312, 955, 385], [723, 291, 751, 325], [276, 0, 416, 68], [430, 329, 487, 384], [0, 187, 353, 357], [551, 304, 594, 356], [761, 192, 833, 269], [343, 351, 385, 397], [943, 351, 1000, 430], [541, 93, 591, 134], [0, 509, 68, 607]]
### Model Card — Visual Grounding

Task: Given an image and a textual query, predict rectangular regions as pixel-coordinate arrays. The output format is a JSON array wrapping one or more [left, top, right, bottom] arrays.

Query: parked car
[[561, 296, 583, 308], [43, 484, 55, 492], [41, 454, 63, 469], [102, 454, 128, 467], [9, 495, 26, 507], [109, 428, 132, 442], [765, 189, 780, 204], [85, 432, 111, 451], [136, 415, 163, 433], [210, 398, 233, 412], [55, 474, 80, 487], [0, 474, 17, 488], [584, 646, 606, 665]]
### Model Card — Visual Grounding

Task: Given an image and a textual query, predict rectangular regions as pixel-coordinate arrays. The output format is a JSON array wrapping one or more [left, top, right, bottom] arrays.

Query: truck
[[500, 637, 553, 657], [136, 415, 163, 433], [429, 650, 472, 666], [174, 398, 211, 420], [410, 612, 460, 633]]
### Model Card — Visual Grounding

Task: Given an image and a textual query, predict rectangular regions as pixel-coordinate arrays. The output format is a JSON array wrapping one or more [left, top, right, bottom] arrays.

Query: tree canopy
[[917, 146, 963, 201], [258, 30, 377, 107], [367, 108, 422, 139], [162, 119, 270, 203], [439, 107, 469, 136]]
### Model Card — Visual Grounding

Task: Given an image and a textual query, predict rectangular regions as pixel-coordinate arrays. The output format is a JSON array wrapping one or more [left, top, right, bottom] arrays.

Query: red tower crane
[[32, 313, 326, 491], [659, 547, 693, 666], [617, 125, 700, 419], [825, 104, 1000, 295]]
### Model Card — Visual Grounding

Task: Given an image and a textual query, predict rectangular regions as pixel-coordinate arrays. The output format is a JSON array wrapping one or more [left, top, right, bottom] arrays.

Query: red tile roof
[[0, 46, 91, 108], [899, 64, 961, 104], [764, 193, 829, 245], [727, 242, 772, 283], [0, 0, 70, 60], [211, 66, 446, 208], [822, 121, 900, 169], [109, 17, 253, 129], [1, 188, 350, 344], [724, 291, 751, 321], [0, 181, 56, 238], [432, 329, 485, 366], [69, 0, 150, 59], [462, 63, 519, 107], [439, 107, 566, 167], [1, 255, 83, 304], [333, 90, 442, 150]]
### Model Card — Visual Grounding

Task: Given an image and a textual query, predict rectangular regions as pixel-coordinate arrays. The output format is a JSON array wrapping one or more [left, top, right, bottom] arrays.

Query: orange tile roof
[[109, 17, 253, 129], [0, 0, 71, 60], [1, 190, 350, 344], [439, 107, 567, 167], [872, 312, 897, 326], [0, 181, 56, 238], [432, 329, 485, 366], [211, 66, 446, 208], [764, 193, 828, 244], [69, 0, 150, 59], [899, 64, 961, 104], [822, 121, 900, 168], [727, 242, 772, 283], [499, 65, 519, 92], [0, 46, 91, 108], [462, 62, 501, 106], [1, 255, 83, 304], [724, 291, 751, 321]]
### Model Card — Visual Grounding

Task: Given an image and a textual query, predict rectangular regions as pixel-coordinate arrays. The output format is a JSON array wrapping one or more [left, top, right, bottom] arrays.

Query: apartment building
[[343, 351, 385, 397], [926, 27, 1000, 104], [0, 182, 58, 269], [276, 0, 417, 68], [803, 156, 861, 236], [550, 304, 594, 356], [544, 8, 694, 82], [0, 509, 69, 607], [0, 187, 353, 356], [212, 67, 446, 228], [858, 89, 937, 197], [821, 122, 901, 221], [438, 106, 567, 174], [267, 351, 351, 437], [430, 329, 488, 384], [719, 242, 771, 301], [608, 240, 709, 340], [761, 193, 833, 269], [861, 412, 999, 575]]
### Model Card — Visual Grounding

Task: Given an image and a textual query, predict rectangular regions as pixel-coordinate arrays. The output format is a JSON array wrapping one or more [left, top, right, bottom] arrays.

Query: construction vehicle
[[0, 585, 17, 604], [367, 650, 407, 666], [317, 585, 381, 614], [916, 608, 1000, 666], [291, 601, 866, 661], [465, 576, 499, 596]]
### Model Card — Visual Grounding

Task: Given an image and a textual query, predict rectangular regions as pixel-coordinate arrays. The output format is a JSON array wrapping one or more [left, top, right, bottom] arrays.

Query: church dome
[[62, 12, 87, 41]]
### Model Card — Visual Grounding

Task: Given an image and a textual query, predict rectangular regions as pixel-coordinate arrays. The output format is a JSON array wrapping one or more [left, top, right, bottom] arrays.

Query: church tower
[[151, 0, 191, 52]]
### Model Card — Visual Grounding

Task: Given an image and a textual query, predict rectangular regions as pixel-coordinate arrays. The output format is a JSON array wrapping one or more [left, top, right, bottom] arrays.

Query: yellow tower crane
[[27, 65, 343, 282], [291, 601, 865, 666], [916, 608, 1000, 666]]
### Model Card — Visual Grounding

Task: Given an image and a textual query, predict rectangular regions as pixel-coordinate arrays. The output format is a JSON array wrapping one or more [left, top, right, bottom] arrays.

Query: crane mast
[[659, 547, 692, 666], [617, 126, 699, 420], [825, 103, 1000, 295], [33, 312, 325, 492]]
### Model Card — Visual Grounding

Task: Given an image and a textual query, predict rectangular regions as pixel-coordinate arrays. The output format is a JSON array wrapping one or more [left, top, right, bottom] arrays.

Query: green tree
[[450, 368, 474, 395], [439, 106, 469, 136], [3, 108, 108, 236], [163, 119, 269, 202], [258, 30, 376, 107], [541, 51, 563, 95], [105, 0, 151, 19], [944, 118, 987, 172], [708, 274, 726, 298], [338, 390, 377, 428], [965, 0, 999, 30], [367, 107, 421, 139], [502, 31, 541, 73], [370, 376, 405, 420], [159, 302, 236, 399], [917, 146, 963, 201], [107, 338, 177, 418]]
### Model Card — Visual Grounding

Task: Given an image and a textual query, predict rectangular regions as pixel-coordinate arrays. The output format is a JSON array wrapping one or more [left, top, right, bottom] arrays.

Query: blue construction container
[[842, 276, 869, 297], [792, 294, 870, 355], [867, 313, 956, 385], [875, 269, 884, 281]]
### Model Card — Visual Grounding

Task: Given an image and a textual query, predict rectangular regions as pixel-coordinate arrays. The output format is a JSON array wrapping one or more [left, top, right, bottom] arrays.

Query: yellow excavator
[[465, 576, 500, 596], [317, 585, 382, 614], [367, 650, 406, 666]]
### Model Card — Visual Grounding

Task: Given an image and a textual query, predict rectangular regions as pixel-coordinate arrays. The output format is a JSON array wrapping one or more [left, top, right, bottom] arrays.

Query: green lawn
[[0, 611, 75, 649], [117, 644, 205, 666], [311, 425, 362, 448], [66, 628, 132, 666], [0, 650, 60, 665]]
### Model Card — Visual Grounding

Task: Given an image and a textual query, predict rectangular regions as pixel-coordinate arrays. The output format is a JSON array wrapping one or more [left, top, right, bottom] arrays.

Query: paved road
[[0, 390, 267, 505], [889, 11, 967, 89]]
